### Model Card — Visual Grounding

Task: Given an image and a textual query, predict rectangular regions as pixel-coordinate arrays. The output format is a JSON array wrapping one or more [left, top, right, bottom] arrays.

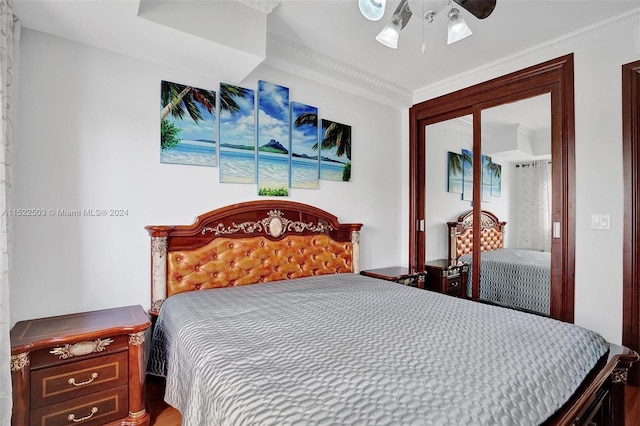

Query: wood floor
[[146, 376, 640, 425]]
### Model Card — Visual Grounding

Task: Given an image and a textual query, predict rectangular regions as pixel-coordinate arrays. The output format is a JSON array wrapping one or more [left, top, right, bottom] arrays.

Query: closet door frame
[[409, 54, 575, 323], [622, 59, 640, 385]]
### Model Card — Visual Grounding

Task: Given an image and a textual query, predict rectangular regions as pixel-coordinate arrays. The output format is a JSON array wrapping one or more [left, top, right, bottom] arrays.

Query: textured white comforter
[[148, 273, 608, 426]]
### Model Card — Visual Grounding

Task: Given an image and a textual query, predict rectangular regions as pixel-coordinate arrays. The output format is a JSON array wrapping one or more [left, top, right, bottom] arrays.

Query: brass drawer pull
[[449, 281, 460, 287], [68, 372, 98, 387], [68, 406, 98, 422]]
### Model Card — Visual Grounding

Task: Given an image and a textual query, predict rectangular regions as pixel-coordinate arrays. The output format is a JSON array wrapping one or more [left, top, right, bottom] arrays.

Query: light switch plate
[[591, 214, 611, 230]]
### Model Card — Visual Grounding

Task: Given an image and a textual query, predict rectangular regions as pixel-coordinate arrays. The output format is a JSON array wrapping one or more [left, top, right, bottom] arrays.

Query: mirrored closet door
[[409, 55, 575, 322]]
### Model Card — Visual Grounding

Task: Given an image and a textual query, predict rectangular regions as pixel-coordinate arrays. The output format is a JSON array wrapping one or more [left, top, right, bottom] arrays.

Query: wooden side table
[[424, 259, 468, 297], [360, 266, 426, 288], [10, 305, 151, 426]]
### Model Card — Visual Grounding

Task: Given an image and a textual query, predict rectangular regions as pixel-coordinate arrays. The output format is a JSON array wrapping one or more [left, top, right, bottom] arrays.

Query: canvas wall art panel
[[290, 102, 320, 189], [219, 83, 256, 183], [319, 119, 351, 182], [482, 154, 492, 203], [257, 81, 290, 196], [448, 151, 463, 194], [491, 163, 502, 196], [160, 80, 217, 167], [462, 148, 473, 201]]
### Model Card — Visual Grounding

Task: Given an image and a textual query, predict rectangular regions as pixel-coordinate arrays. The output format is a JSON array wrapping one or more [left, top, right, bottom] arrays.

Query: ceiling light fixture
[[447, 7, 473, 44], [375, 0, 413, 49], [359, 0, 387, 21], [370, 0, 496, 51]]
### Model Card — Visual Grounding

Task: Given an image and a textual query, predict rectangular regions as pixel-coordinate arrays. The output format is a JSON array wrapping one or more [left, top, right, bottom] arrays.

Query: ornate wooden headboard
[[446, 210, 506, 265], [145, 200, 363, 315]]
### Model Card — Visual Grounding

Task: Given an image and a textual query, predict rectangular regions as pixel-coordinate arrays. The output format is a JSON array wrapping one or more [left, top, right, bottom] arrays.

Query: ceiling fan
[[361, 0, 497, 48]]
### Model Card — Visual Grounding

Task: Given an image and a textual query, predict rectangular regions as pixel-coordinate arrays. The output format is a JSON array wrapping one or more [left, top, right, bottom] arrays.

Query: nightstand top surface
[[361, 266, 422, 280], [10, 305, 150, 354], [425, 259, 466, 269]]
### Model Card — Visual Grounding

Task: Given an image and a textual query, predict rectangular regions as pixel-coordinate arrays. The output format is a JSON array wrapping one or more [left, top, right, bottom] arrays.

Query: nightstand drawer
[[445, 277, 462, 295], [30, 335, 129, 369], [31, 352, 128, 409], [30, 385, 128, 426]]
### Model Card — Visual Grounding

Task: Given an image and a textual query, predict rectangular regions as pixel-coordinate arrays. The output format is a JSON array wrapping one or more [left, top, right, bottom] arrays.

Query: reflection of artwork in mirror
[[160, 80, 217, 167], [462, 148, 473, 201], [320, 119, 352, 182], [447, 151, 463, 194], [491, 163, 502, 197], [290, 102, 320, 189], [219, 83, 256, 183], [482, 155, 492, 203], [257, 80, 290, 196]]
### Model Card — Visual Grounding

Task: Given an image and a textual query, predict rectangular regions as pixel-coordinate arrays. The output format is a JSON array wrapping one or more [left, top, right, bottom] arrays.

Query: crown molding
[[413, 6, 640, 104], [236, 0, 280, 14], [265, 34, 413, 107]]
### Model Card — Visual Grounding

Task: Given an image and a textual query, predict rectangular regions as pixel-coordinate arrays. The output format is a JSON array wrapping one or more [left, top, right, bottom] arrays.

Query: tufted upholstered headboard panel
[[446, 210, 506, 265], [145, 200, 362, 315]]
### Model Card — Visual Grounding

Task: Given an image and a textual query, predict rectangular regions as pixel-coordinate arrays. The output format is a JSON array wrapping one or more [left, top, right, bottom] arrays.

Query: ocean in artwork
[[219, 147, 255, 183], [160, 139, 216, 167], [320, 160, 346, 181], [257, 151, 290, 189], [291, 158, 320, 189]]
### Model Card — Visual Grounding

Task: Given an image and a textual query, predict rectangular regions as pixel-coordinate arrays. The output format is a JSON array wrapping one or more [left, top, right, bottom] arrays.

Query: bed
[[448, 210, 551, 315], [146, 200, 637, 426]]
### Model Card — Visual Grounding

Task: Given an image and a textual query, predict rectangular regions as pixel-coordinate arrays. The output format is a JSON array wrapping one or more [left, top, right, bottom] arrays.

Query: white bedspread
[[148, 273, 608, 426]]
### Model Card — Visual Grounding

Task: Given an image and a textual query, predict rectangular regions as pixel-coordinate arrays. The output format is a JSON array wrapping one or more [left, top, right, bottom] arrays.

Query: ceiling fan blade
[[452, 0, 496, 19]]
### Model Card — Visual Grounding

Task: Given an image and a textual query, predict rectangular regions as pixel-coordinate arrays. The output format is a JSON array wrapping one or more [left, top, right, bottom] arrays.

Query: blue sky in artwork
[[258, 80, 289, 147], [291, 102, 318, 157], [219, 83, 255, 148]]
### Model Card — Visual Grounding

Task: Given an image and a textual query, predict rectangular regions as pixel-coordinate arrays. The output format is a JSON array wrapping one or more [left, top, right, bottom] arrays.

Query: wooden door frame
[[409, 54, 575, 323], [622, 59, 640, 386]]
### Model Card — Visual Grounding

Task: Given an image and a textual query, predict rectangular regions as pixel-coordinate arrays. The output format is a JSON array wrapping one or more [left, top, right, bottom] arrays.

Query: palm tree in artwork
[[160, 81, 252, 150], [160, 81, 216, 122], [448, 151, 463, 177], [295, 113, 351, 160], [295, 114, 351, 181]]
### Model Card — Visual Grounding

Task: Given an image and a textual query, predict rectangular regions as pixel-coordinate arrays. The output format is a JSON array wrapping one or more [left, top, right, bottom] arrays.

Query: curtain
[[0, 1, 18, 424], [516, 160, 552, 252]]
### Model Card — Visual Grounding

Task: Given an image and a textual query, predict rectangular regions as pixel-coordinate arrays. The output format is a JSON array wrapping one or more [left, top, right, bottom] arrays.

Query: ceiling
[[12, 0, 640, 107]]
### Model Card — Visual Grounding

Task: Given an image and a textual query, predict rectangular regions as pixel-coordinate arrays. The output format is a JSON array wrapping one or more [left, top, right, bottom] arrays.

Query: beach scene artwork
[[320, 119, 351, 182], [257, 80, 290, 196], [160, 80, 217, 167], [447, 151, 463, 194], [462, 148, 473, 201], [290, 102, 319, 189], [219, 82, 256, 184], [482, 154, 492, 203], [491, 163, 502, 196]]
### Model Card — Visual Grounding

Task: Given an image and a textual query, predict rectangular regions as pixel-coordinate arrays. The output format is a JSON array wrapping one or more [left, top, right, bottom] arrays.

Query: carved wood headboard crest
[[446, 210, 506, 265]]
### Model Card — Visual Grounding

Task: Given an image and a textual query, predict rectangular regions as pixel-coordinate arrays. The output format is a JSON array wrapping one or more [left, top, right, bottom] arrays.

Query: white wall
[[407, 9, 640, 344], [9, 29, 404, 324]]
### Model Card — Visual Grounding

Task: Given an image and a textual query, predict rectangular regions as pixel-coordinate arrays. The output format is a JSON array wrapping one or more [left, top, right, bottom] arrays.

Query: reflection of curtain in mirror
[[515, 160, 552, 252]]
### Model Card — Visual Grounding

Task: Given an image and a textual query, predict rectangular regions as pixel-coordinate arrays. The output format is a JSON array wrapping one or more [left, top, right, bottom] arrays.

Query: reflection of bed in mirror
[[447, 209, 551, 315]]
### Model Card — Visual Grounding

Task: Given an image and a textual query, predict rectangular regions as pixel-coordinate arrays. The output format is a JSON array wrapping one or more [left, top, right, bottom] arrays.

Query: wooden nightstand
[[424, 259, 468, 297], [10, 305, 151, 426], [361, 266, 426, 288]]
